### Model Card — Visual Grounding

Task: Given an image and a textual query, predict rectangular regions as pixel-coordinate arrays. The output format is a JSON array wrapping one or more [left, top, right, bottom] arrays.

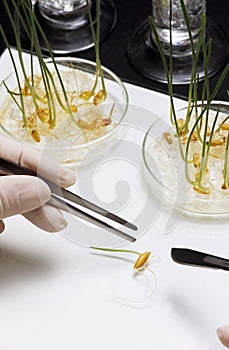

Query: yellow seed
[[193, 185, 210, 195], [209, 139, 225, 146], [177, 118, 187, 136], [78, 118, 90, 129], [134, 251, 151, 271], [102, 118, 111, 126], [93, 90, 105, 105], [191, 131, 198, 142], [36, 107, 49, 123], [221, 123, 229, 131], [178, 118, 185, 129], [181, 136, 188, 144], [193, 153, 200, 168], [79, 91, 93, 100], [26, 116, 36, 128], [48, 119, 55, 129], [163, 132, 173, 144], [22, 83, 30, 96], [178, 118, 185, 128], [31, 130, 41, 143], [70, 104, 77, 112]]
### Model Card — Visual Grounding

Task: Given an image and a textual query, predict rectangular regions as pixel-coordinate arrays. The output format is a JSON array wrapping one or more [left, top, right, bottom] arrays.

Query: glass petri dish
[[0, 57, 128, 166], [142, 101, 229, 217]]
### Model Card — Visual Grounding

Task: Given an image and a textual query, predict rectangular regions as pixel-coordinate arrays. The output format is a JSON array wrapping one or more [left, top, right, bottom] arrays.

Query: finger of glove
[[0, 220, 5, 233], [23, 204, 67, 232], [217, 326, 229, 348], [0, 175, 51, 219], [0, 134, 76, 188]]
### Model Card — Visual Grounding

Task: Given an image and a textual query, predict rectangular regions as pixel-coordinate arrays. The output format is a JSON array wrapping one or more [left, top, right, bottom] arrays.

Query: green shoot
[[90, 246, 158, 303], [86, 0, 106, 102], [148, 15, 185, 161]]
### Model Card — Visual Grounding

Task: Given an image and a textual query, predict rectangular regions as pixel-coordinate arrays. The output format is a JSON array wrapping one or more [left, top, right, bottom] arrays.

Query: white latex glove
[[0, 134, 76, 233], [218, 326, 229, 348]]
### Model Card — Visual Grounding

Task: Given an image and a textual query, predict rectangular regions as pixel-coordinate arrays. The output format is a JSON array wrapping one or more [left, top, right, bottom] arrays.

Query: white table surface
[[0, 49, 228, 350]]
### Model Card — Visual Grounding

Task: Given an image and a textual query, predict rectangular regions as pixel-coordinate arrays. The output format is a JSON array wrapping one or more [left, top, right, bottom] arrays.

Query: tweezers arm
[[48, 195, 136, 242], [0, 157, 137, 231]]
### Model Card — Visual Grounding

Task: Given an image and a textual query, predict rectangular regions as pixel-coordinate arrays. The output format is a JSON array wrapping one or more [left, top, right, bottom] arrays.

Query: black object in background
[[171, 248, 229, 271], [0, 0, 228, 101]]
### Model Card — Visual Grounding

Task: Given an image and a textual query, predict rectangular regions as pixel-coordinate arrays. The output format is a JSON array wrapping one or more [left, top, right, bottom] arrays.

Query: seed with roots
[[48, 119, 55, 129], [26, 116, 36, 129], [178, 118, 185, 128], [102, 118, 111, 126], [191, 131, 198, 141], [208, 138, 225, 146], [182, 131, 198, 144], [177, 118, 186, 136], [163, 132, 173, 144], [36, 107, 49, 123], [134, 251, 151, 271], [222, 182, 228, 190], [90, 246, 157, 303], [31, 130, 41, 142], [22, 83, 30, 96], [193, 185, 210, 195], [181, 136, 188, 144], [79, 91, 94, 100], [220, 123, 229, 131], [93, 90, 105, 105], [70, 104, 77, 112]]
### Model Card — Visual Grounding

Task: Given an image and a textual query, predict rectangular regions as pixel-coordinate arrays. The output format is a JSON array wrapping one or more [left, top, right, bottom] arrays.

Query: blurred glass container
[[26, 0, 117, 54], [151, 0, 206, 56], [37, 0, 89, 30], [127, 0, 228, 84]]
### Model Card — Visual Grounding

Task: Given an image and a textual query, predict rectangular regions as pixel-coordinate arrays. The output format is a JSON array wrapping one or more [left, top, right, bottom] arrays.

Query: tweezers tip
[[126, 223, 138, 231], [106, 213, 137, 231]]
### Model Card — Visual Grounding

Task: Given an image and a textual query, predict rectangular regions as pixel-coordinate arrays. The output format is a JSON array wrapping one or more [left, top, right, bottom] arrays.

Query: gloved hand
[[0, 134, 76, 233], [218, 326, 229, 348]]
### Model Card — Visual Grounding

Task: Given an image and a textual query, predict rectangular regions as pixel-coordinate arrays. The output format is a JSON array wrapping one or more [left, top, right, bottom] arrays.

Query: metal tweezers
[[0, 157, 137, 242]]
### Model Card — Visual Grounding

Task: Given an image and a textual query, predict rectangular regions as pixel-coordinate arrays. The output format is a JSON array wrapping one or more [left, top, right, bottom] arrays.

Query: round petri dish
[[142, 102, 229, 218], [0, 56, 128, 166]]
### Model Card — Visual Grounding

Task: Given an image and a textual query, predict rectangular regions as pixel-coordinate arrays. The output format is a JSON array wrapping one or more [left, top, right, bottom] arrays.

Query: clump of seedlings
[[0, 0, 111, 146], [149, 0, 229, 195]]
